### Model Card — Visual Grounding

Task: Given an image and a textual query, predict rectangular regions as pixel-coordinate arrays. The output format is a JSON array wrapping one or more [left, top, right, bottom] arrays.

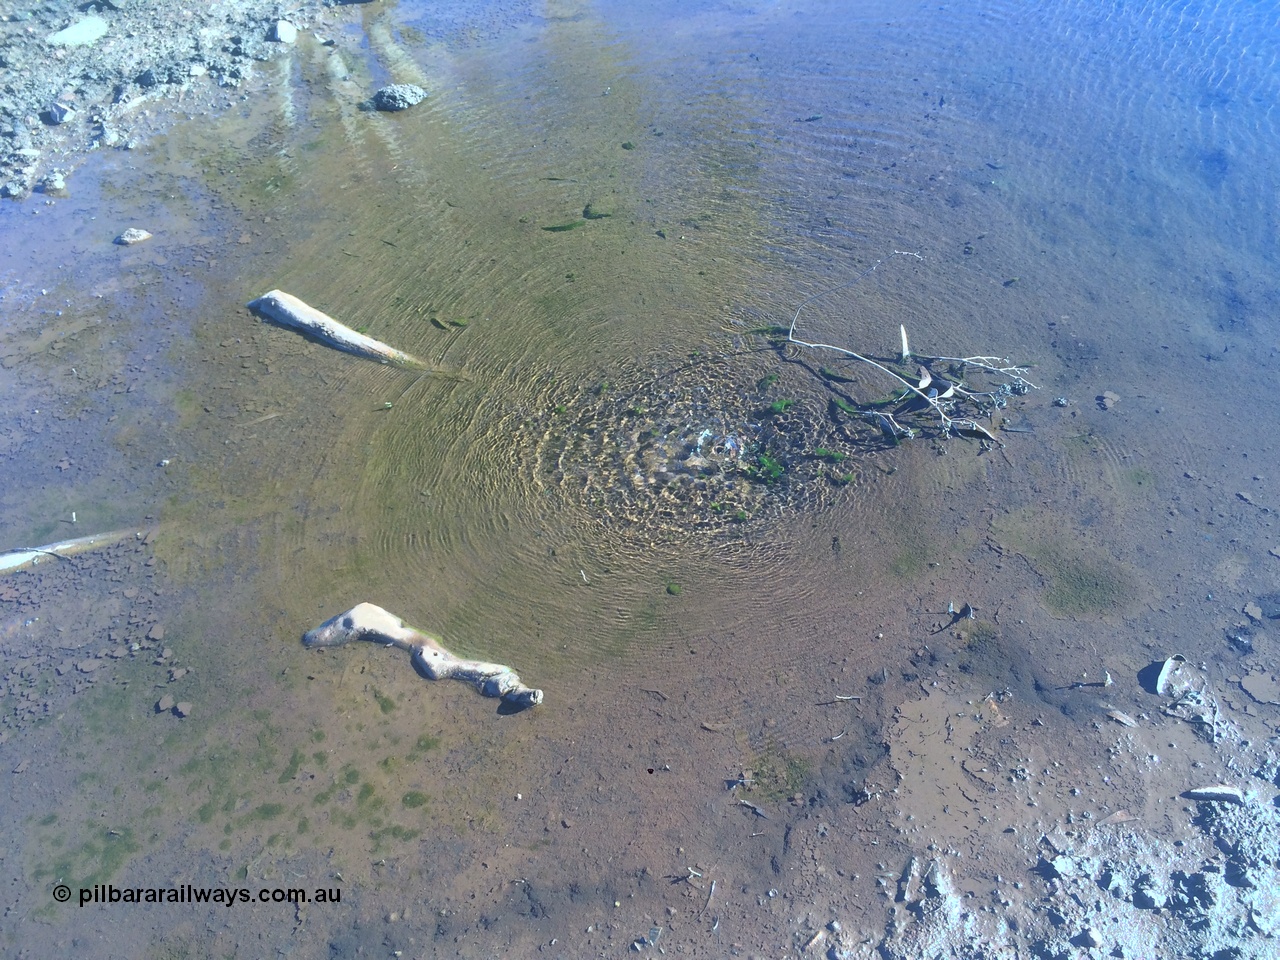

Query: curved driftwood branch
[[248, 290, 426, 368], [303, 603, 543, 709], [0, 527, 152, 575]]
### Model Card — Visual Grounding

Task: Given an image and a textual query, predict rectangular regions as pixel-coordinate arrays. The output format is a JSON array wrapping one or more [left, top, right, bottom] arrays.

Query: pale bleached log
[[303, 602, 543, 708], [247, 290, 425, 368], [0, 527, 150, 575]]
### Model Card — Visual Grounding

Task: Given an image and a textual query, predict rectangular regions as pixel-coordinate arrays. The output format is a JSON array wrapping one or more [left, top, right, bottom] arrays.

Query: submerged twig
[[785, 260, 1037, 442], [738, 798, 770, 819]]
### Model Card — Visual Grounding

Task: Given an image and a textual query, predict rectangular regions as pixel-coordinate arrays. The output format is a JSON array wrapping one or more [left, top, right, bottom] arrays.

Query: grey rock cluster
[[0, 0, 329, 198], [0, 536, 179, 736]]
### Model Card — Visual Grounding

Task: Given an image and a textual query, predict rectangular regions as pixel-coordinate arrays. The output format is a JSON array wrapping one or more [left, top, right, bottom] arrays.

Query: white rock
[[114, 228, 153, 246], [1182, 784, 1245, 805], [42, 102, 76, 125], [47, 16, 108, 47], [271, 20, 297, 43]]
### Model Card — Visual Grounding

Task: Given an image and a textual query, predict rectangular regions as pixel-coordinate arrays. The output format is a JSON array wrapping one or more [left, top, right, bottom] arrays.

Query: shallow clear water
[[2, 0, 1278, 954]]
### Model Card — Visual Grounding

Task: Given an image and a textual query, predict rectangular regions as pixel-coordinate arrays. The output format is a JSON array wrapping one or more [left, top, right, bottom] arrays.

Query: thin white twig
[[784, 261, 1035, 441]]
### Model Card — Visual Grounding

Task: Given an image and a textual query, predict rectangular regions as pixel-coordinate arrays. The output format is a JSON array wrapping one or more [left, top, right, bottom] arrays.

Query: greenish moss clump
[[278, 748, 304, 784], [666, 582, 682, 597], [402, 791, 428, 809], [750, 745, 811, 804], [1044, 556, 1132, 616], [768, 398, 795, 414], [754, 453, 784, 483]]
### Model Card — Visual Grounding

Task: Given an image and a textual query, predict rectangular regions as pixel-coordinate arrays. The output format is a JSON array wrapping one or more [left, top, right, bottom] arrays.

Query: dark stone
[[41, 102, 76, 125], [372, 84, 427, 112]]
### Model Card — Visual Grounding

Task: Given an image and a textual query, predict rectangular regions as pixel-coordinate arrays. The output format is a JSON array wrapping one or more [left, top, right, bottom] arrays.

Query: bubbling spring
[[507, 330, 1028, 541]]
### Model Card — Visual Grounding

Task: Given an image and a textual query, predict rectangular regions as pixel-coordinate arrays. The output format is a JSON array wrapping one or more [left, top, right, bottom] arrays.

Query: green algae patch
[[246, 802, 284, 822], [748, 742, 811, 804], [993, 509, 1138, 617], [1040, 548, 1134, 616], [278, 748, 304, 784], [408, 735, 440, 760], [34, 826, 140, 891]]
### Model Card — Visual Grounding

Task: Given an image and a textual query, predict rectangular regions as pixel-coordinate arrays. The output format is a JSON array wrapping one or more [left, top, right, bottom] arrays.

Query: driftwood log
[[0, 527, 149, 575], [247, 290, 425, 368], [303, 603, 542, 709]]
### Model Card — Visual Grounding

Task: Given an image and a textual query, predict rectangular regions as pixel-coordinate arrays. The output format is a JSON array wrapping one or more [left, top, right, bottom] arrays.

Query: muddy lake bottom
[[3, 0, 1280, 957]]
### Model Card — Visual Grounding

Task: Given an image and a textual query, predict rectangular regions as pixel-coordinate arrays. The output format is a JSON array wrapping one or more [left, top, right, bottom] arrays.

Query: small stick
[[784, 262, 1034, 440], [7, 547, 68, 562], [700, 878, 716, 917], [738, 798, 770, 819]]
